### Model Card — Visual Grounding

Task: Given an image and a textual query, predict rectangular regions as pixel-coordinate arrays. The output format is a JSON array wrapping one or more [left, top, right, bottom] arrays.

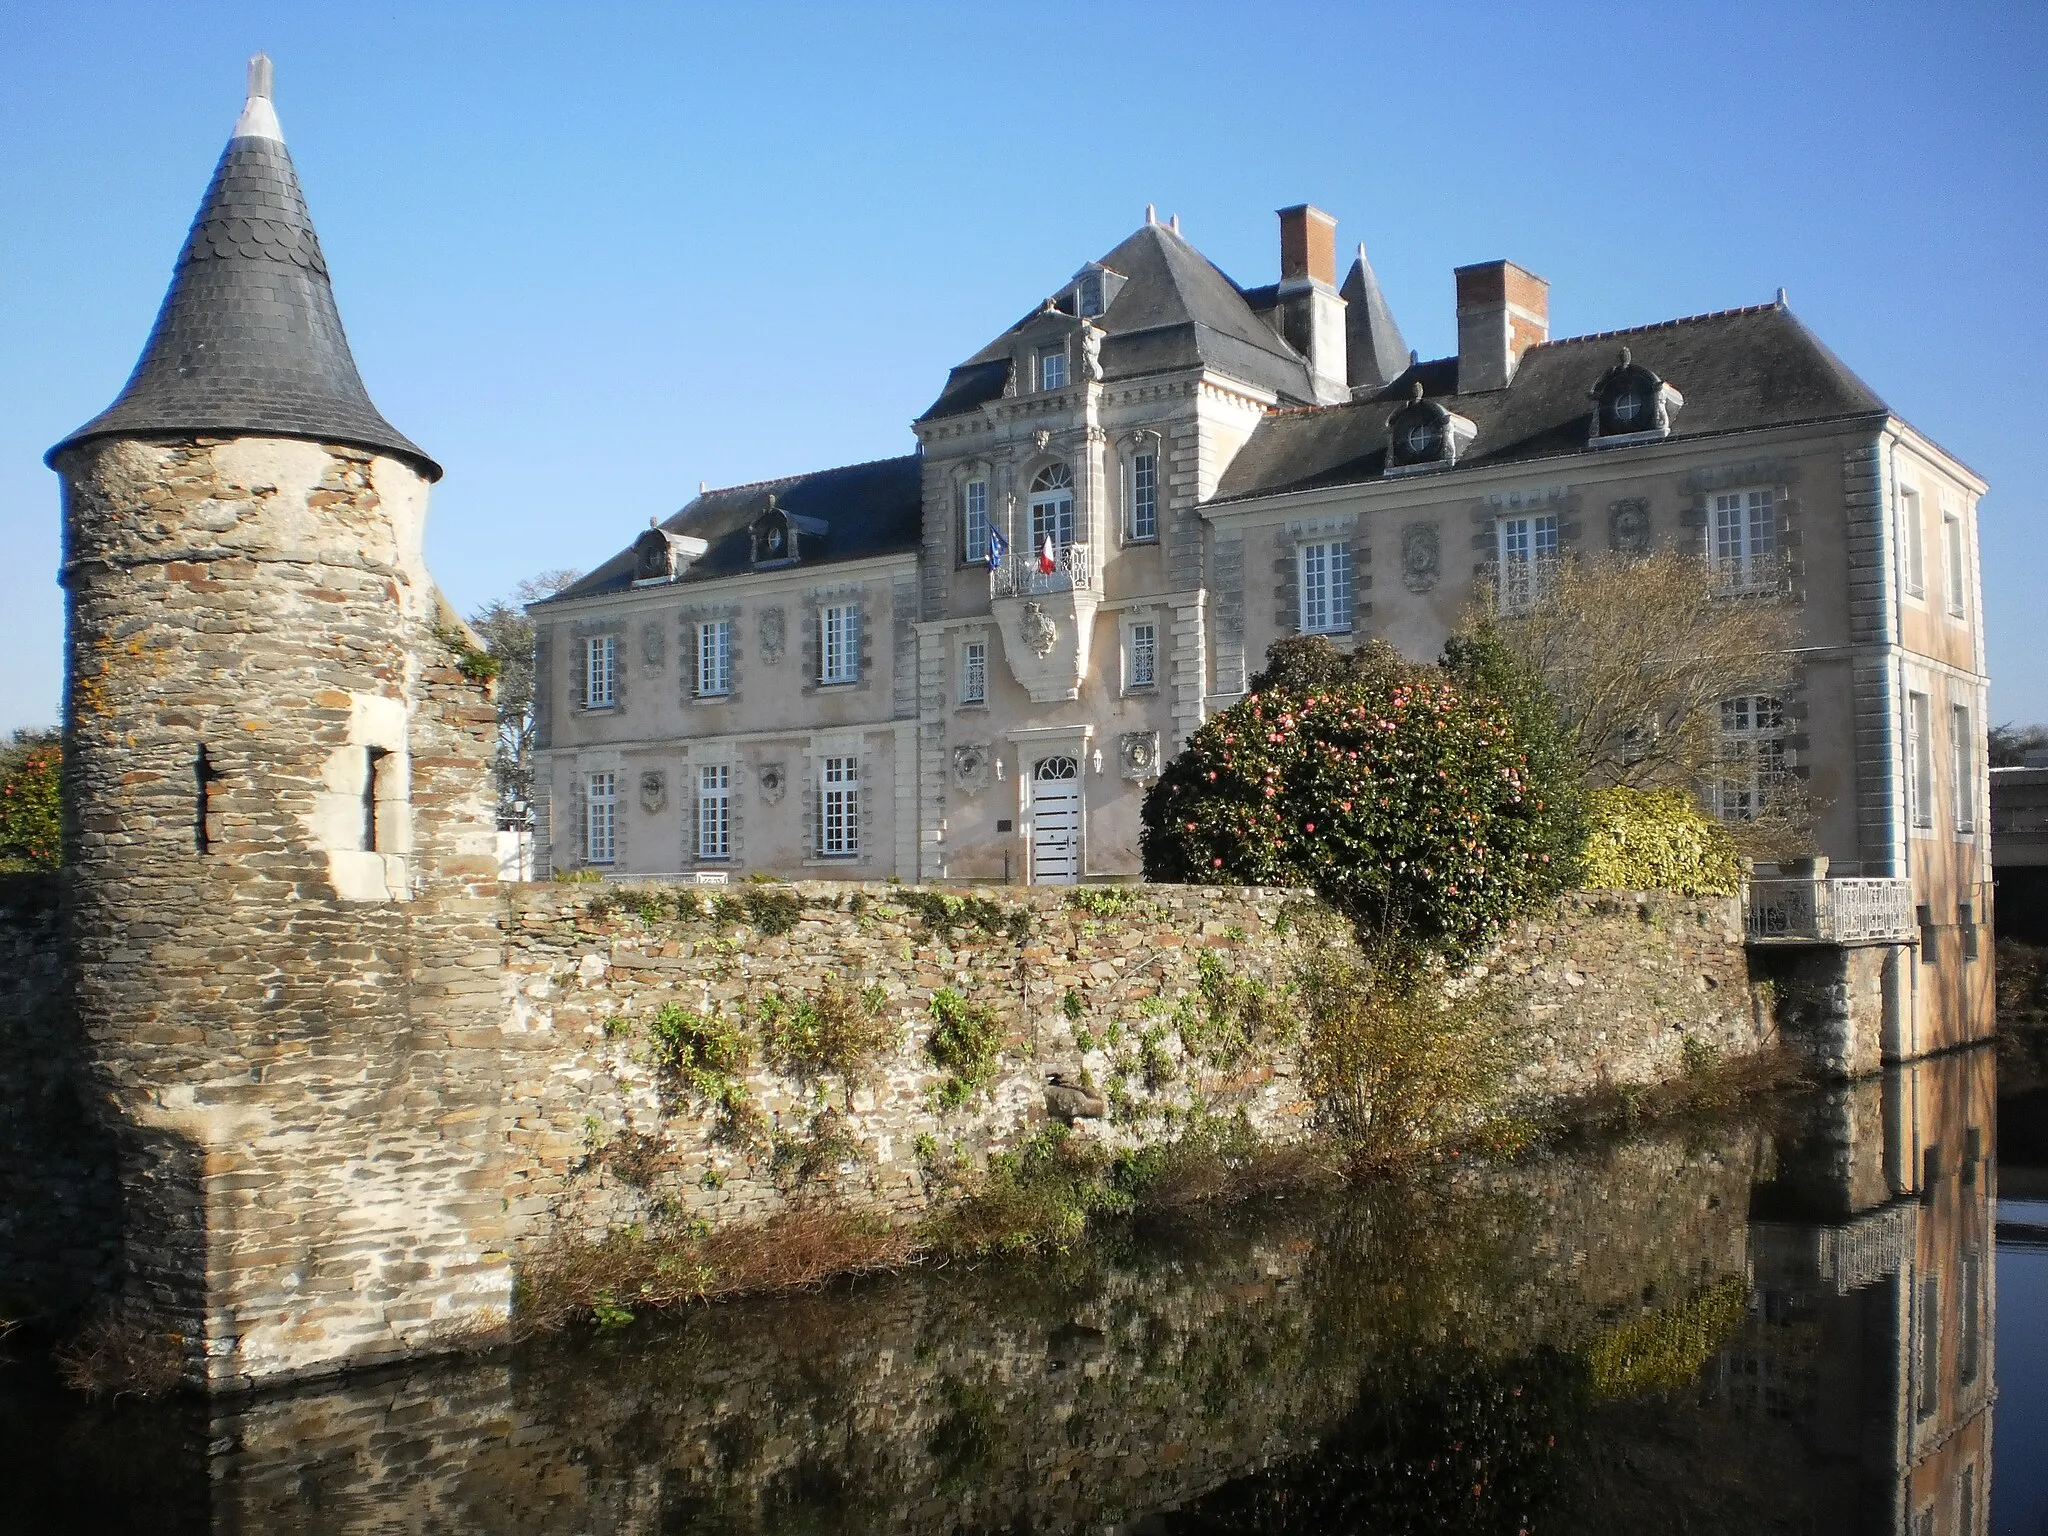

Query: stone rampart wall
[[499, 882, 1764, 1249]]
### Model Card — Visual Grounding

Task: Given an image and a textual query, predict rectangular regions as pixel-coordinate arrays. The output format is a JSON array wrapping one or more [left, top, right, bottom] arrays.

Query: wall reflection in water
[[0, 1049, 1997, 1535]]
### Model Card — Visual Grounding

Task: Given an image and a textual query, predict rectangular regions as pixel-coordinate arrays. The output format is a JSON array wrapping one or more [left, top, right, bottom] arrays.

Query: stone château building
[[534, 201, 1990, 1044]]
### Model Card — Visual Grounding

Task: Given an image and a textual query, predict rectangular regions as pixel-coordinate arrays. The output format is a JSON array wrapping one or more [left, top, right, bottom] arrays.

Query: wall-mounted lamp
[[995, 759, 1006, 781], [1091, 749, 1103, 775]]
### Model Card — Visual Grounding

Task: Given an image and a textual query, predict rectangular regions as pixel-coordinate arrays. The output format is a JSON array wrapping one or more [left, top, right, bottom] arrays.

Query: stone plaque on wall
[[1119, 731, 1161, 781], [639, 770, 666, 814], [641, 620, 665, 668], [1609, 497, 1651, 554], [1400, 522, 1440, 593], [757, 761, 786, 804], [759, 607, 785, 666]]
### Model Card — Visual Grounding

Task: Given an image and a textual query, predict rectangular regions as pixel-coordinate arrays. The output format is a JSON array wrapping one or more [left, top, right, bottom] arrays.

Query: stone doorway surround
[[1006, 724, 1094, 883]]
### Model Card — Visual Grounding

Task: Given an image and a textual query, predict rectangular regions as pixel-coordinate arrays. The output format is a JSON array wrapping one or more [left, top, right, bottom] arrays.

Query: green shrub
[[921, 1126, 1129, 1255], [644, 1003, 760, 1143], [742, 887, 804, 935], [554, 867, 603, 884], [1141, 638, 1574, 963], [925, 988, 1005, 1110], [1067, 886, 1143, 919], [0, 732, 60, 872], [1577, 787, 1741, 896], [756, 977, 898, 1098], [907, 889, 1032, 942]]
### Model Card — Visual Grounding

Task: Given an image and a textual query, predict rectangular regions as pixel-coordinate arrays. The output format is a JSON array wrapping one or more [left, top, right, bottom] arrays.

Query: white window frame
[[1128, 450, 1159, 543], [1125, 619, 1158, 692], [1900, 483, 1926, 600], [695, 619, 731, 698], [1908, 690, 1934, 831], [1298, 540, 1353, 635], [962, 478, 991, 565], [696, 763, 731, 861], [1709, 488, 1776, 593], [959, 637, 987, 706], [1029, 464, 1076, 552], [820, 604, 859, 685], [818, 754, 860, 858], [584, 771, 617, 865], [583, 635, 617, 710], [1039, 347, 1067, 392], [1952, 703, 1976, 834], [1712, 695, 1786, 821], [1942, 504, 1967, 619], [1495, 514, 1558, 612]]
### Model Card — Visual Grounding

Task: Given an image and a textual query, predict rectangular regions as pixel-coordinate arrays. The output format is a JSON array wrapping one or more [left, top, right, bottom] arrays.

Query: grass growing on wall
[[755, 978, 896, 1103], [925, 988, 1006, 1110]]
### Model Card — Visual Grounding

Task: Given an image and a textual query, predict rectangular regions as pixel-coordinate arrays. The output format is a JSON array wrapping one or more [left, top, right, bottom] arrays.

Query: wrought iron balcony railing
[[991, 542, 1092, 598], [1745, 876, 1915, 944]]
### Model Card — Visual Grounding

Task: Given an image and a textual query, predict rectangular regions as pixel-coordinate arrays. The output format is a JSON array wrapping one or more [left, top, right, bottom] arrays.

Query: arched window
[[1029, 463, 1076, 553]]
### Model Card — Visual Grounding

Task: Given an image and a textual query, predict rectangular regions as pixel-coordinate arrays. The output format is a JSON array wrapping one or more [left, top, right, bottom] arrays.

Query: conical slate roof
[[48, 57, 438, 478], [1341, 244, 1408, 394]]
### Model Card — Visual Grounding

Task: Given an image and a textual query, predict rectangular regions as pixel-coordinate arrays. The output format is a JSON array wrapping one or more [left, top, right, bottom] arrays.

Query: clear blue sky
[[3, 1, 2043, 734]]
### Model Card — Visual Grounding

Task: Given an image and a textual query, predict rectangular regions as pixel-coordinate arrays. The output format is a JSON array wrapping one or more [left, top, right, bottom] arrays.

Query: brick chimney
[[1454, 260, 1549, 393], [1275, 204, 1349, 405]]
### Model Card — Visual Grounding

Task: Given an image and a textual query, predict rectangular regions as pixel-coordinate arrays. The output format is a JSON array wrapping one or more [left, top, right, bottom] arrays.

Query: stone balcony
[[1745, 859, 1915, 945], [991, 543, 1099, 703]]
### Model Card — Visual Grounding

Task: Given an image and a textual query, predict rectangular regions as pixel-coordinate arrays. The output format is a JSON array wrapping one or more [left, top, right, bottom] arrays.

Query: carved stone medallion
[[759, 607, 785, 666], [639, 770, 667, 814], [952, 742, 990, 792], [1020, 600, 1058, 658], [641, 620, 665, 668], [757, 761, 786, 805], [1609, 498, 1651, 554], [1119, 731, 1161, 781], [1400, 522, 1440, 593]]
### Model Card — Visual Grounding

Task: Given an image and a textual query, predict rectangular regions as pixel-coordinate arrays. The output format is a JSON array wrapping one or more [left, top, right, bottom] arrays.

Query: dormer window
[[1589, 346, 1683, 446], [1383, 382, 1477, 476], [1076, 271, 1104, 317], [750, 494, 827, 570], [1039, 348, 1068, 391]]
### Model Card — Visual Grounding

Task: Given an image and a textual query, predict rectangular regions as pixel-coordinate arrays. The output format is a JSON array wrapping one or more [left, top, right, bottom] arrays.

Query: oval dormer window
[[1404, 419, 1440, 457], [1591, 347, 1680, 443], [1612, 388, 1643, 426]]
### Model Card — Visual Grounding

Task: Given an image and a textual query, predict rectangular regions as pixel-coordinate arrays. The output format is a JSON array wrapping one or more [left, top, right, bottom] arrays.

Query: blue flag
[[988, 526, 1008, 570]]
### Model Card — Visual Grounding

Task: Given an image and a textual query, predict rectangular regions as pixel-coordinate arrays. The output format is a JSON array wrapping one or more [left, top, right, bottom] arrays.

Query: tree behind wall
[[469, 571, 581, 829], [0, 729, 61, 871]]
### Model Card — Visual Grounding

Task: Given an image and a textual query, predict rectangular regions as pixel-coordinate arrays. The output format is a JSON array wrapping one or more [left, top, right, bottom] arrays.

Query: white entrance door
[[1031, 756, 1082, 885]]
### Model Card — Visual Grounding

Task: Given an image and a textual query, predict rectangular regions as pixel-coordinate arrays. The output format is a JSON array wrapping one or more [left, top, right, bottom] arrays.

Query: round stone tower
[[45, 57, 509, 1387]]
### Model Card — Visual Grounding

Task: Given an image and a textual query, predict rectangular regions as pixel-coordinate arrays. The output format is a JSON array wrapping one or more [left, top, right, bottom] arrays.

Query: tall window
[[1030, 464, 1076, 552], [1916, 1275, 1940, 1419], [819, 754, 859, 857], [1942, 508, 1967, 618], [1126, 621, 1157, 690], [1714, 696, 1786, 820], [1900, 485, 1926, 598], [1039, 348, 1067, 391], [1496, 514, 1558, 612], [1076, 271, 1103, 317], [1953, 704, 1976, 832], [584, 635, 617, 709], [1908, 690, 1934, 830], [962, 478, 990, 564], [696, 763, 730, 861], [820, 604, 859, 685], [1711, 489, 1776, 591], [585, 771, 616, 865], [1299, 541, 1353, 634], [959, 639, 987, 705], [1129, 451, 1158, 542], [695, 620, 731, 697]]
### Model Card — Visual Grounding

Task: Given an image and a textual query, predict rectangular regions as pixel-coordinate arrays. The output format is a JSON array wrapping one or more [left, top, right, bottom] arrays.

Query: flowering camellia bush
[[0, 731, 61, 872], [1140, 660, 1563, 962]]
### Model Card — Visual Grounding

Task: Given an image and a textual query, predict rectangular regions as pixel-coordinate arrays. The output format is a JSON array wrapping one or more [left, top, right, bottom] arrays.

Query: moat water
[[0, 1042, 2038, 1535]]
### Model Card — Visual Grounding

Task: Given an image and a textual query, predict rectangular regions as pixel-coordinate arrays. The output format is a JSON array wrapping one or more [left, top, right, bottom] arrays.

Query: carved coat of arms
[[1020, 601, 1057, 658], [757, 762, 786, 804], [952, 743, 990, 792], [1400, 522, 1440, 593]]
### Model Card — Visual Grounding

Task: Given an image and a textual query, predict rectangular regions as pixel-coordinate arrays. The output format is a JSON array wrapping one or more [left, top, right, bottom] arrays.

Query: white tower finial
[[233, 53, 284, 142]]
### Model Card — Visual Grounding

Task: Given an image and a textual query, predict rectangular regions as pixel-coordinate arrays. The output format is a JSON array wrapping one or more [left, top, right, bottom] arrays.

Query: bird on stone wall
[[1045, 1072, 1107, 1122]]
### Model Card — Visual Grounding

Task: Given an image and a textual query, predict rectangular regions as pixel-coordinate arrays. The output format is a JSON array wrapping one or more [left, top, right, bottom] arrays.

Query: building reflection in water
[[0, 1049, 2003, 1534], [1718, 1047, 1995, 1536]]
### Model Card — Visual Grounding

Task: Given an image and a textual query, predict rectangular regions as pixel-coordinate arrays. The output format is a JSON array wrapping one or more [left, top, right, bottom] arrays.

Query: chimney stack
[[1454, 260, 1549, 393], [1275, 204, 1348, 405]]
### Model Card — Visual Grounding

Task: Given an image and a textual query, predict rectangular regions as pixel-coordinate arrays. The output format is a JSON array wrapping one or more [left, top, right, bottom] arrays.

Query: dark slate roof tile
[[544, 455, 924, 603], [47, 122, 434, 477], [1212, 303, 1889, 503]]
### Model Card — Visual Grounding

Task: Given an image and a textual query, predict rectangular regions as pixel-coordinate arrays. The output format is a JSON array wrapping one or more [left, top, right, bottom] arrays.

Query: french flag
[[1039, 535, 1057, 574]]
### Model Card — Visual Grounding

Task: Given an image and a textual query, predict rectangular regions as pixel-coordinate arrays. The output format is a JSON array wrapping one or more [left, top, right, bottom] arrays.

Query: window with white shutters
[[819, 755, 859, 857], [584, 635, 617, 709], [696, 620, 731, 697], [1908, 691, 1934, 830], [820, 605, 859, 685], [696, 764, 730, 860], [585, 772, 616, 864]]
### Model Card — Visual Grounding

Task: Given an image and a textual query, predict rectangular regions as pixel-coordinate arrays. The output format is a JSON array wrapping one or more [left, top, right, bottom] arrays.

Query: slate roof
[[544, 455, 924, 603], [1211, 301, 1889, 503], [47, 81, 435, 477], [918, 222, 1314, 421]]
